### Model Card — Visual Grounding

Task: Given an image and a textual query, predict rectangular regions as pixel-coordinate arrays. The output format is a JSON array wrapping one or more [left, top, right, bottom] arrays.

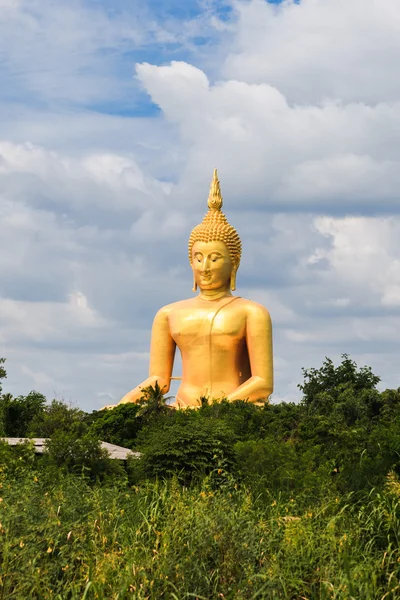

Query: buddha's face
[[192, 240, 235, 291]]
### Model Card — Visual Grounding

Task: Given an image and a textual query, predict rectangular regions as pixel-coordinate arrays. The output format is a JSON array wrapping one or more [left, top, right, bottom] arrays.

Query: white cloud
[[276, 155, 400, 206], [0, 297, 108, 344], [136, 61, 400, 210], [313, 216, 400, 307], [224, 0, 400, 105], [0, 140, 173, 223], [69, 292, 88, 309]]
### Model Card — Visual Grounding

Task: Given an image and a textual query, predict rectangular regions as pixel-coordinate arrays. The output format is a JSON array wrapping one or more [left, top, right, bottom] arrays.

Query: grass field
[[1, 467, 400, 599]]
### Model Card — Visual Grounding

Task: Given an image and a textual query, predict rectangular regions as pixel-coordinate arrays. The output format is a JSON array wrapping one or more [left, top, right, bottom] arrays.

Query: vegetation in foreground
[[0, 355, 400, 599], [1, 468, 400, 599]]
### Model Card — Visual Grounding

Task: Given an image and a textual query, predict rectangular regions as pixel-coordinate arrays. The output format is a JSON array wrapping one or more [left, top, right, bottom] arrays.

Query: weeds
[[0, 469, 399, 599]]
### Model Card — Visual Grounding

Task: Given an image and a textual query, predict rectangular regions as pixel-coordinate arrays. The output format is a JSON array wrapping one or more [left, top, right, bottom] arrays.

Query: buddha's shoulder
[[236, 297, 271, 318], [153, 298, 198, 317]]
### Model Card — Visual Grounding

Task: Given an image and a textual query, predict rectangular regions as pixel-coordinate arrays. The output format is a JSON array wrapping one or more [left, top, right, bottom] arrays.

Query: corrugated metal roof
[[1, 438, 140, 460], [100, 441, 141, 460]]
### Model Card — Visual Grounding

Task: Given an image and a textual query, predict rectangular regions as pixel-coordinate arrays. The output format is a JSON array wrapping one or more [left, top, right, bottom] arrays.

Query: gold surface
[[113, 169, 273, 409]]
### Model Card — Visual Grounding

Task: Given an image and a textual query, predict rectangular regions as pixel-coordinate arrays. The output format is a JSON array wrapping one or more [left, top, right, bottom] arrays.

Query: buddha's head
[[188, 169, 242, 292]]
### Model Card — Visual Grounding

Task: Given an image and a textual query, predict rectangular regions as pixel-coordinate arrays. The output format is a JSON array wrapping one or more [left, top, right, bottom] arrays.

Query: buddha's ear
[[191, 263, 198, 292], [230, 261, 239, 291]]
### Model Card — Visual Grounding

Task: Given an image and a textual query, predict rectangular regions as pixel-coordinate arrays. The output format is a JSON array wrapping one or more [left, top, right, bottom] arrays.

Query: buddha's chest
[[169, 306, 246, 348]]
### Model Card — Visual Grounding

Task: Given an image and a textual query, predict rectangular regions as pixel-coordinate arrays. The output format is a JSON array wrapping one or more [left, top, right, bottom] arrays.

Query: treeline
[[1, 354, 400, 495]]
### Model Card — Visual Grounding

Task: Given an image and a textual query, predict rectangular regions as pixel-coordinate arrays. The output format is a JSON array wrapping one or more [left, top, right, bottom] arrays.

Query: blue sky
[[1, 0, 400, 409]]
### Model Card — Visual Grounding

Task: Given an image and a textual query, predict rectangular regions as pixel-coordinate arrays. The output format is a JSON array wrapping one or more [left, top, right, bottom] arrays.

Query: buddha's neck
[[198, 287, 233, 301]]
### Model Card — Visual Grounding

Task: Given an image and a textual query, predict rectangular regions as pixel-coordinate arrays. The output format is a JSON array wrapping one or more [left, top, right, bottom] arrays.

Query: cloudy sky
[[1, 0, 400, 411]]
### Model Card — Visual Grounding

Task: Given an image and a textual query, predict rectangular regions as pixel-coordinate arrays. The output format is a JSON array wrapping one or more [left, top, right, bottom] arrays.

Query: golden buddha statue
[[112, 169, 273, 409]]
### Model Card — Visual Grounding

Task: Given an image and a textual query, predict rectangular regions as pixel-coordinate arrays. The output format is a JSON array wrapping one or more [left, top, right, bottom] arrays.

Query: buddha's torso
[[165, 296, 252, 407]]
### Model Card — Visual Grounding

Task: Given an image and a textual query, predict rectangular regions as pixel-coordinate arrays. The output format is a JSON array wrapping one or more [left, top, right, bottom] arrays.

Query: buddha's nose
[[202, 257, 211, 271]]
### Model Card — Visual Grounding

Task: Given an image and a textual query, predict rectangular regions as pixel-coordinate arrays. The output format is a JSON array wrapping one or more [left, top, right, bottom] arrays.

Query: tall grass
[[0, 467, 399, 599]]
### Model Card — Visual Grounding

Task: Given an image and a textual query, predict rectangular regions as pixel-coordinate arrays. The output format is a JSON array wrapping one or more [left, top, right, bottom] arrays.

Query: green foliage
[[0, 471, 400, 599], [0, 357, 6, 394], [299, 354, 381, 415], [1, 353, 400, 597], [88, 402, 143, 448], [87, 383, 173, 449], [380, 387, 400, 421], [30, 399, 88, 437], [1, 353, 399, 495], [197, 398, 271, 439], [134, 411, 237, 483], [235, 437, 332, 497], [135, 381, 172, 419], [0, 439, 37, 476], [0, 390, 47, 437], [44, 431, 124, 481]]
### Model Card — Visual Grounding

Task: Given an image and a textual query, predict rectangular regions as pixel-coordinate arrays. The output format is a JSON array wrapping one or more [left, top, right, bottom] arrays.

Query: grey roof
[[100, 441, 141, 460], [1, 438, 140, 460]]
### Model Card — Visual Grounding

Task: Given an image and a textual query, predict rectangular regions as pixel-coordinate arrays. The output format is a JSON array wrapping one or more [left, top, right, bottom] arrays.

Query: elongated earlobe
[[192, 273, 197, 292], [230, 269, 237, 291]]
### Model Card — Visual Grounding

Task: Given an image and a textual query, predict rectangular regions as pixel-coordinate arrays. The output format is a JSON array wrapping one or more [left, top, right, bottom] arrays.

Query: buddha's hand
[[99, 404, 117, 411]]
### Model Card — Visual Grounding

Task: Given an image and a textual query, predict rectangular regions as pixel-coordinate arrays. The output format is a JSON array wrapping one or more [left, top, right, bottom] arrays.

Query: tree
[[0, 358, 6, 394], [298, 354, 381, 415], [29, 399, 87, 437], [1, 390, 47, 437], [380, 388, 400, 421], [135, 382, 173, 420], [88, 402, 143, 448], [87, 383, 173, 448]]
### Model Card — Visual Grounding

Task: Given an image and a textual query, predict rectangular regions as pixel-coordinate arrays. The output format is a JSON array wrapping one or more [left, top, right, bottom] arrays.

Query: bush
[[88, 402, 143, 448], [29, 399, 88, 437], [44, 431, 125, 481], [0, 439, 38, 476], [134, 413, 236, 483], [235, 437, 332, 497]]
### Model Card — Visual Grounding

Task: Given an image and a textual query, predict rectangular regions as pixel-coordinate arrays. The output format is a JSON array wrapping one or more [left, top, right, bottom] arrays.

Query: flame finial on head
[[208, 168, 223, 211]]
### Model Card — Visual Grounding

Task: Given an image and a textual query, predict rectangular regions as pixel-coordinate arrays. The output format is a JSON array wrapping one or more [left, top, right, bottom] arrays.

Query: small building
[[1, 438, 140, 460]]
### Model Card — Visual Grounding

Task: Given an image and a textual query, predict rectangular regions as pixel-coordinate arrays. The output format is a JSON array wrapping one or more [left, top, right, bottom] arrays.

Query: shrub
[[88, 402, 143, 448], [0, 439, 37, 476], [44, 431, 124, 481], [235, 436, 332, 497], [134, 413, 236, 483], [29, 399, 87, 437]]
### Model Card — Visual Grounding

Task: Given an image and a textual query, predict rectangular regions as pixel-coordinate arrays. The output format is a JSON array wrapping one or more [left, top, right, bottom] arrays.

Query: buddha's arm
[[117, 307, 176, 405], [226, 304, 273, 403]]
